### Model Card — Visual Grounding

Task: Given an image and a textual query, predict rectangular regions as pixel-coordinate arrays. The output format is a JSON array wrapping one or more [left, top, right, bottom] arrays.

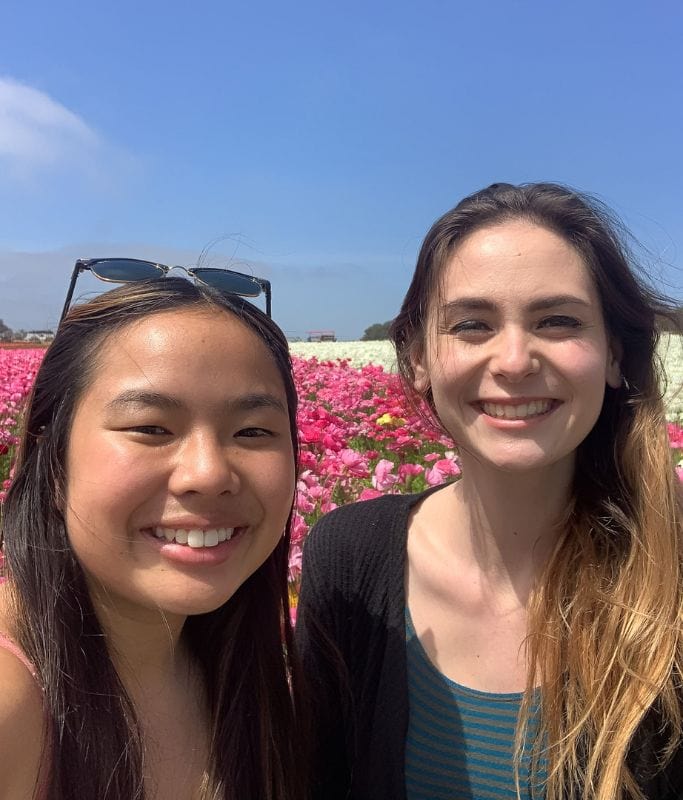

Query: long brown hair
[[0, 277, 309, 800], [391, 182, 683, 799]]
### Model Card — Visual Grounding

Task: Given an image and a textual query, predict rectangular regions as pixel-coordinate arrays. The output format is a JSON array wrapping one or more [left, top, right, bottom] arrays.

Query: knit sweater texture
[[296, 489, 683, 800]]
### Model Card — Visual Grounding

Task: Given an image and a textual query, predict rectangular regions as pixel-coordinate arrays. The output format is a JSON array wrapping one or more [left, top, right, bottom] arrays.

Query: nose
[[489, 327, 540, 382], [169, 431, 240, 497]]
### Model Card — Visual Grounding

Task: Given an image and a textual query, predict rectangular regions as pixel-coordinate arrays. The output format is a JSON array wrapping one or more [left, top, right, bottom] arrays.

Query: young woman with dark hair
[[0, 277, 308, 800], [297, 183, 683, 799]]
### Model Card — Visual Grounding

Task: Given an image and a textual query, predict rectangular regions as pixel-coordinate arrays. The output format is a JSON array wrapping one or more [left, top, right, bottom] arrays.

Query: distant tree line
[[361, 320, 393, 340], [0, 320, 54, 343]]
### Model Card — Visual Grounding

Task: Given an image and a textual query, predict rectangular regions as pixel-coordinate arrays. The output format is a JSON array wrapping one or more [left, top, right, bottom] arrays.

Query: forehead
[[85, 308, 286, 401], [439, 220, 598, 302]]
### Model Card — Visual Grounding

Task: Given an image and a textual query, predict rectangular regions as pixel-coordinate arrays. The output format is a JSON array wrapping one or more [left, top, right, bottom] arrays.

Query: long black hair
[[1, 277, 308, 800]]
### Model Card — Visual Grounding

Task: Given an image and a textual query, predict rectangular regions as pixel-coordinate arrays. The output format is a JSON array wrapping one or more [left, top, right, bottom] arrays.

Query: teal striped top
[[405, 609, 546, 799]]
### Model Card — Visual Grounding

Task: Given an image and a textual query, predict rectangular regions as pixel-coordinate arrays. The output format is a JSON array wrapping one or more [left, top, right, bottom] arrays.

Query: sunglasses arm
[[59, 263, 87, 324], [260, 279, 272, 318]]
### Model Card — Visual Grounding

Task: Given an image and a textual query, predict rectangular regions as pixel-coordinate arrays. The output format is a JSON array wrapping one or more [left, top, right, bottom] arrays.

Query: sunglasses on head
[[60, 258, 272, 322]]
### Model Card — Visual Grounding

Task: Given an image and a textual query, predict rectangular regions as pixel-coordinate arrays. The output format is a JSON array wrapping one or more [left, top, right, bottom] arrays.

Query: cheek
[[255, 452, 296, 520], [566, 346, 611, 390], [65, 440, 163, 528]]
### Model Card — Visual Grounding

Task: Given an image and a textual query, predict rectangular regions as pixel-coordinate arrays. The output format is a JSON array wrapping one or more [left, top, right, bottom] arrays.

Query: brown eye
[[130, 425, 171, 435], [236, 427, 272, 438], [539, 315, 581, 329], [449, 320, 492, 335]]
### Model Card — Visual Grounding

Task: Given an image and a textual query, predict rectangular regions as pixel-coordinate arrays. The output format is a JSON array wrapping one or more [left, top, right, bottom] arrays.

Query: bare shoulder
[[0, 594, 45, 797], [408, 483, 461, 546]]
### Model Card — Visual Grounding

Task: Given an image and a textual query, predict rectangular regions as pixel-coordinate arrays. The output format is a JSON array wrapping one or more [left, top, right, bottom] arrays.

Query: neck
[[89, 591, 189, 688], [447, 457, 573, 597]]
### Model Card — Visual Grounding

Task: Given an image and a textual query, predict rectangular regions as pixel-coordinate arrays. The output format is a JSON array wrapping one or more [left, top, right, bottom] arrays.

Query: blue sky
[[1, 0, 681, 339]]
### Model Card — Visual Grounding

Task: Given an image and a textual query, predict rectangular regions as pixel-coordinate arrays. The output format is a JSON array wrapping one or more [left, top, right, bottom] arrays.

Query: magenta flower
[[668, 423, 683, 449]]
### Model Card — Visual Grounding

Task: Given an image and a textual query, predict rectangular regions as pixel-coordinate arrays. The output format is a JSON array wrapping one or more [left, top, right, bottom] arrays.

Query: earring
[[621, 374, 631, 392]]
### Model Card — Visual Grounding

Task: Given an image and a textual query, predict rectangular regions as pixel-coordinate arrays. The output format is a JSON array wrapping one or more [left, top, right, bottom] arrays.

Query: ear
[[410, 343, 431, 395], [605, 338, 622, 389]]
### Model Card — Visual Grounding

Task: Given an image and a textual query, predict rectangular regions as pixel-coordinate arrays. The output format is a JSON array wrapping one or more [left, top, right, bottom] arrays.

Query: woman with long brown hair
[[0, 275, 308, 799], [297, 182, 683, 799]]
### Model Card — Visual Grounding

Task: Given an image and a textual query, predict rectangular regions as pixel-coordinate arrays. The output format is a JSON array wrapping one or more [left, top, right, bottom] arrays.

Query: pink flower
[[295, 490, 316, 514], [372, 459, 399, 491], [668, 423, 683, 449], [359, 488, 384, 501], [424, 465, 447, 485], [290, 512, 309, 545], [288, 543, 303, 580], [340, 448, 370, 477], [398, 463, 423, 480], [432, 458, 461, 477]]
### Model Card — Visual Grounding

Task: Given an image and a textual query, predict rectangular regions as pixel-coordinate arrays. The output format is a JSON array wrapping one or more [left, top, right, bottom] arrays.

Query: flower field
[[2, 342, 682, 591]]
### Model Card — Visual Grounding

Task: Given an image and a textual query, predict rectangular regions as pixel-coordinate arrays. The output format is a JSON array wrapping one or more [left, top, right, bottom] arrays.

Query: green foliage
[[361, 320, 393, 341]]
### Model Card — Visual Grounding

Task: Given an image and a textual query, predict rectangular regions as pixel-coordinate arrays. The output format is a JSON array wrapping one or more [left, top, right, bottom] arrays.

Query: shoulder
[[0, 639, 45, 797], [304, 489, 434, 564], [300, 489, 444, 620], [630, 698, 683, 799]]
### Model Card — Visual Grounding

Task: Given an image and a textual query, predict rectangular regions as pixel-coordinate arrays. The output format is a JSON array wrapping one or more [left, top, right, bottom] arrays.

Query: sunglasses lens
[[193, 269, 262, 297], [89, 259, 163, 281]]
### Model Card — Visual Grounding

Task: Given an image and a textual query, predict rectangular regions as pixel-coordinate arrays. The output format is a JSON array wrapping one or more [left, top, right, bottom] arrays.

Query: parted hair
[[391, 182, 683, 799], [0, 277, 309, 800]]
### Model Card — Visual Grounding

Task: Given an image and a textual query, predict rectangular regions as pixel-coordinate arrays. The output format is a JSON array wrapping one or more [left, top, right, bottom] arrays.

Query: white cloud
[[0, 77, 132, 184]]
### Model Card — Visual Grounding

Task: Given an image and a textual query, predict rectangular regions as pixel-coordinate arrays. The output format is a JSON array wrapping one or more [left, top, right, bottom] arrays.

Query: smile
[[152, 527, 236, 548], [479, 399, 556, 420]]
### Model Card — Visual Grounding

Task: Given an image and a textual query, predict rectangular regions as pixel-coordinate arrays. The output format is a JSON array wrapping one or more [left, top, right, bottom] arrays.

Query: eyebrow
[[105, 390, 287, 414], [441, 294, 592, 314], [235, 393, 288, 414], [106, 390, 183, 412]]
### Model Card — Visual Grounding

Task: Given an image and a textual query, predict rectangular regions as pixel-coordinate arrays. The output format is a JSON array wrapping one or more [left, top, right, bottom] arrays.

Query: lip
[[140, 525, 248, 566]]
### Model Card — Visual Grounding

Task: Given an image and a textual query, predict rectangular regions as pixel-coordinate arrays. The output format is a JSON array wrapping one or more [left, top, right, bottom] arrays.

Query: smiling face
[[412, 220, 621, 479], [64, 307, 295, 623]]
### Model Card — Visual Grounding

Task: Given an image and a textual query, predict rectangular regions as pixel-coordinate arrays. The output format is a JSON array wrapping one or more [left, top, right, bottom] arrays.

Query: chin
[[468, 444, 573, 475], [147, 585, 241, 619]]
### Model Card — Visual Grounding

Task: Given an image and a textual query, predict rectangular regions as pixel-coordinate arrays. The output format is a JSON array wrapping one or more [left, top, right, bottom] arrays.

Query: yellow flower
[[376, 413, 406, 427]]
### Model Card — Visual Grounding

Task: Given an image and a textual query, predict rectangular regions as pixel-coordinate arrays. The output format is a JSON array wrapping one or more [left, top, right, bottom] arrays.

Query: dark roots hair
[[391, 183, 683, 799]]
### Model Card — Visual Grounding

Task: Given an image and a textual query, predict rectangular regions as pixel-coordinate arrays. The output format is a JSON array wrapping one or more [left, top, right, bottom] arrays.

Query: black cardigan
[[296, 490, 683, 800]]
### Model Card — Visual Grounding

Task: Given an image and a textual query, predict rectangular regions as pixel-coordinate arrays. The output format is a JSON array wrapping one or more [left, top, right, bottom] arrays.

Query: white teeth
[[482, 400, 552, 420], [153, 526, 235, 548], [187, 529, 204, 548], [204, 530, 219, 548]]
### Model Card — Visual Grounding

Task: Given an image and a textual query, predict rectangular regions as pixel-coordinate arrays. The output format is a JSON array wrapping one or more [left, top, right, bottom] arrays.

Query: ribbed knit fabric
[[405, 609, 545, 800], [296, 489, 683, 800]]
